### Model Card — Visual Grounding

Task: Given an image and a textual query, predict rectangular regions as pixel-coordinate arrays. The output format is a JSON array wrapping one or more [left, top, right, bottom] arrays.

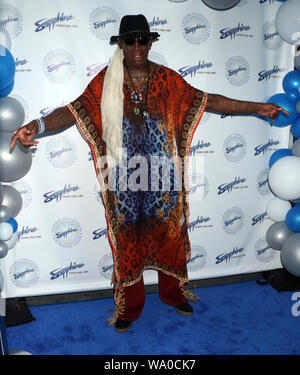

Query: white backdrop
[[0, 0, 295, 298]]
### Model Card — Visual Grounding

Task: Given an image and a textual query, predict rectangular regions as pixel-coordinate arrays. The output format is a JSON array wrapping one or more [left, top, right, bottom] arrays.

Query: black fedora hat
[[110, 14, 160, 44]]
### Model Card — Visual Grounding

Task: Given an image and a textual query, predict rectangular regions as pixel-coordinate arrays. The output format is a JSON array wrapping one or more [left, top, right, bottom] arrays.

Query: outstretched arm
[[10, 106, 75, 149], [206, 93, 289, 121]]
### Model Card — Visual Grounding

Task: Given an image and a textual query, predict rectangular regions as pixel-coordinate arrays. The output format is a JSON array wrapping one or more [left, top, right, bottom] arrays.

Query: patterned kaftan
[[67, 64, 207, 319]]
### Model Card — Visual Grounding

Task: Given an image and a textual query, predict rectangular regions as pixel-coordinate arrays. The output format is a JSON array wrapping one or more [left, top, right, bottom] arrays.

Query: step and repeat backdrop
[[0, 0, 295, 298]]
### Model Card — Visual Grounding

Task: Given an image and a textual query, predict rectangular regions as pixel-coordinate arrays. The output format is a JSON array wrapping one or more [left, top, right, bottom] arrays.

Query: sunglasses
[[122, 36, 151, 46]]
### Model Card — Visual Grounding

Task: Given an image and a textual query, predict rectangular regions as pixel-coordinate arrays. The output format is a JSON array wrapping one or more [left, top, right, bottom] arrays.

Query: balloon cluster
[[200, 0, 300, 276], [0, 38, 32, 261], [265, 4, 300, 276]]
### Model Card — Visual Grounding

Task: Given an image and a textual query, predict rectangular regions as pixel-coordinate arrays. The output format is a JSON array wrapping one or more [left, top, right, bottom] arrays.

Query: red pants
[[119, 271, 187, 321]]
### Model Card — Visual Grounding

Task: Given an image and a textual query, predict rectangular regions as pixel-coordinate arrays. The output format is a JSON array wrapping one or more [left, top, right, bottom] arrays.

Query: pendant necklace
[[125, 61, 149, 119]]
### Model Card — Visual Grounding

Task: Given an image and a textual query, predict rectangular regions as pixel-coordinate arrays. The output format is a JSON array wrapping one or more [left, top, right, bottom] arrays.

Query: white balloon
[[268, 156, 300, 200], [266, 197, 292, 222], [4, 230, 18, 250], [275, 0, 300, 45], [0, 222, 13, 241]]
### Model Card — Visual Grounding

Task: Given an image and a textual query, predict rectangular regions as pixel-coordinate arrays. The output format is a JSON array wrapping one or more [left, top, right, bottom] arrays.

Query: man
[[11, 15, 287, 333]]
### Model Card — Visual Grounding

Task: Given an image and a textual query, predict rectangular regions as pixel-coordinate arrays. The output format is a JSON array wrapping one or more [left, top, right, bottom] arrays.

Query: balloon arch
[[0, 25, 32, 355]]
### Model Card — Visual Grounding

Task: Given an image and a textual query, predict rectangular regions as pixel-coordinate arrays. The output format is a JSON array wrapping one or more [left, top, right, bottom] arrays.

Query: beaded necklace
[[125, 60, 149, 119]]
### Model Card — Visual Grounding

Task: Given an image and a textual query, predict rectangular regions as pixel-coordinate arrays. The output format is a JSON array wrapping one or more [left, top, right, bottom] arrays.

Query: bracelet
[[36, 117, 45, 134]]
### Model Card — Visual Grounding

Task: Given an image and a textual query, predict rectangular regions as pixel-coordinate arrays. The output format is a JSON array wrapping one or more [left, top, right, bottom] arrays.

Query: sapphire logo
[[46, 135, 77, 168], [188, 215, 212, 231], [256, 169, 270, 195], [18, 225, 40, 241], [50, 261, 86, 280], [190, 140, 213, 156], [216, 246, 245, 265], [148, 17, 168, 27], [89, 6, 120, 40], [225, 56, 250, 86], [86, 62, 108, 77], [221, 114, 236, 119], [218, 177, 247, 195], [263, 21, 283, 50], [258, 65, 285, 81], [219, 23, 252, 39], [98, 253, 113, 280], [252, 212, 267, 226], [40, 103, 68, 117], [94, 183, 104, 205], [148, 16, 171, 39], [15, 57, 31, 73], [43, 184, 81, 203], [34, 12, 74, 32], [223, 133, 247, 163], [222, 207, 245, 234], [181, 13, 210, 44], [148, 52, 168, 68], [0, 3, 23, 39], [179, 60, 214, 78], [255, 238, 276, 263], [92, 227, 108, 240], [259, 0, 277, 4], [254, 139, 279, 156], [43, 49, 75, 83], [9, 259, 39, 288], [187, 245, 207, 272], [52, 218, 82, 247]]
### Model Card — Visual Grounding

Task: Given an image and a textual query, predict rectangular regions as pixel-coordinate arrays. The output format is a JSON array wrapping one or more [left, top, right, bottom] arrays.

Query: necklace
[[125, 61, 149, 119]]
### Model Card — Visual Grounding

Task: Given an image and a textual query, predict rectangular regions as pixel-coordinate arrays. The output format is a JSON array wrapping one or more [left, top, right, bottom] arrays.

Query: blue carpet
[[5, 280, 300, 355]]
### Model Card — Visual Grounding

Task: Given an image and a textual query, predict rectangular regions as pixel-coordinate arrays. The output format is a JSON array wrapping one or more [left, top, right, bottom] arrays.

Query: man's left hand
[[257, 102, 290, 122]]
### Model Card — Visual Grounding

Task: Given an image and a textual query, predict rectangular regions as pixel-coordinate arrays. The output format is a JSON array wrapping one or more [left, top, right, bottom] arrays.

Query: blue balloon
[[291, 116, 300, 138], [0, 80, 14, 97], [286, 88, 299, 102], [269, 148, 293, 168], [283, 70, 300, 93], [7, 218, 18, 233], [0, 44, 15, 91], [286, 206, 300, 232], [267, 93, 298, 127]]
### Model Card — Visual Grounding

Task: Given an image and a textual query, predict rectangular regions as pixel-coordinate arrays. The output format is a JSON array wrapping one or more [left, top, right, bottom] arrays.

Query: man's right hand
[[10, 121, 39, 149]]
